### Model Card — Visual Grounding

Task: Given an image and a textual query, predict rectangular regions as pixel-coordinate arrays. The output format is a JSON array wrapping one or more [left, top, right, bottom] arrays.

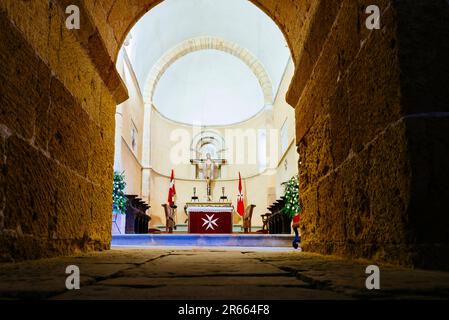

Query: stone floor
[[1, 247, 449, 300]]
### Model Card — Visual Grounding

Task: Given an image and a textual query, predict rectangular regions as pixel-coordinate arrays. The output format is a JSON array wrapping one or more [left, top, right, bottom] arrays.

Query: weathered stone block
[[317, 171, 347, 245], [295, 0, 359, 145], [0, 233, 50, 262], [0, 10, 50, 140], [89, 185, 113, 243], [0, 0, 50, 63], [87, 121, 114, 188], [328, 80, 350, 166], [297, 116, 334, 190], [54, 0, 128, 105], [52, 165, 92, 240], [48, 0, 62, 75], [301, 117, 418, 265], [330, 0, 361, 71], [297, 185, 318, 244], [99, 85, 117, 139], [288, 0, 343, 106], [346, 4, 402, 152], [46, 78, 90, 176], [48, 3, 101, 125], [3, 135, 57, 237], [85, 0, 119, 62], [336, 124, 410, 262]]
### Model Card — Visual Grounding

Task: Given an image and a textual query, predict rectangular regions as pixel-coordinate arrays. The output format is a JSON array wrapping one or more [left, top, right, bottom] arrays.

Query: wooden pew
[[125, 195, 151, 234]]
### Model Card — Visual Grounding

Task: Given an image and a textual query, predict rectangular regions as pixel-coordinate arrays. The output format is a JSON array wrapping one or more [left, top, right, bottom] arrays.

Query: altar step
[[111, 234, 294, 247], [155, 224, 263, 233]]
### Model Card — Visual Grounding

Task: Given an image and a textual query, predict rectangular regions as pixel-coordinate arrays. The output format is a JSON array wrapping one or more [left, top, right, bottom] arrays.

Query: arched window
[[199, 142, 218, 159], [190, 131, 226, 179], [191, 130, 225, 160]]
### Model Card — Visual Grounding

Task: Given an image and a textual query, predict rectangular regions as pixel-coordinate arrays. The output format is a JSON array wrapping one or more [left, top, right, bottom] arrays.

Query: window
[[258, 129, 267, 172], [131, 122, 138, 154], [280, 119, 289, 155], [200, 142, 217, 159], [191, 130, 225, 160]]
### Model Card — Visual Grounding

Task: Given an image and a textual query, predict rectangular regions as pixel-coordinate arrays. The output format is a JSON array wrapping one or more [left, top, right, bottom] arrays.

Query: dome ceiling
[[153, 50, 265, 125], [123, 0, 291, 125]]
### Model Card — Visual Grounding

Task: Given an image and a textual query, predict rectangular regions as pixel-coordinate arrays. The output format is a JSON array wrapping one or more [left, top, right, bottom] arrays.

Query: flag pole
[[237, 172, 245, 233]]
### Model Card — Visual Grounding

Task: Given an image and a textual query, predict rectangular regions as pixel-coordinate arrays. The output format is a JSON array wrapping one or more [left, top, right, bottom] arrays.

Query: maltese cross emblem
[[202, 214, 219, 230]]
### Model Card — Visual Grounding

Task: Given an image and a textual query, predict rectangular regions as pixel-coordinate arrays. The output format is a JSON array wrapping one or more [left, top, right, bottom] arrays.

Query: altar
[[185, 202, 234, 234]]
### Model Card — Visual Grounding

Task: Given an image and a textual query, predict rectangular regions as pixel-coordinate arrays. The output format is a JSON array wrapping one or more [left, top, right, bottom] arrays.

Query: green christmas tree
[[112, 171, 128, 214], [281, 175, 301, 219]]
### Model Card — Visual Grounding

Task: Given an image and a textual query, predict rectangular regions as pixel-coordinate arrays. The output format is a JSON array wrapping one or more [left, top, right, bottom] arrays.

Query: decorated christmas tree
[[112, 171, 128, 214], [281, 175, 301, 219]]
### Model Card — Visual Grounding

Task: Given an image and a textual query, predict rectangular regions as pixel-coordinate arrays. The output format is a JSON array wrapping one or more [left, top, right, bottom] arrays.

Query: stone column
[[114, 104, 124, 172], [141, 103, 153, 204]]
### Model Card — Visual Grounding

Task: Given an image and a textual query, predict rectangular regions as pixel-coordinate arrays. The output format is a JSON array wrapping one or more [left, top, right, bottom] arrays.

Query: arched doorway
[[1, 0, 447, 269]]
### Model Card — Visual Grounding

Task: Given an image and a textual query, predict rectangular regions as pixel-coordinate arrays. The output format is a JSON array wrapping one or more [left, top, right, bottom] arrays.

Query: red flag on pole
[[237, 172, 245, 216], [168, 169, 176, 207], [292, 215, 300, 225]]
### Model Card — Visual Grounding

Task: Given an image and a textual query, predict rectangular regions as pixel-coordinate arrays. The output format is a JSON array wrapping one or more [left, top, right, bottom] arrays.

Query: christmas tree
[[281, 175, 301, 219], [112, 171, 128, 214]]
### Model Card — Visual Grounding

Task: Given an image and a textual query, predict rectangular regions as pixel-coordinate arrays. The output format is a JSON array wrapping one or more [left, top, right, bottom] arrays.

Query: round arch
[[107, 0, 299, 106], [112, 0, 296, 66], [142, 36, 274, 105]]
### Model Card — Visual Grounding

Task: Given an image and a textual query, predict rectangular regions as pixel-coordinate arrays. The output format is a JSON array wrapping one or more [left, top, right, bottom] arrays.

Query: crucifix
[[190, 153, 226, 201]]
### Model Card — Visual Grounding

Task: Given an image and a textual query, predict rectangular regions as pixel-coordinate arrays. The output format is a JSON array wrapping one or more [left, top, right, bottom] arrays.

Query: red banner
[[168, 169, 176, 207], [237, 172, 244, 216]]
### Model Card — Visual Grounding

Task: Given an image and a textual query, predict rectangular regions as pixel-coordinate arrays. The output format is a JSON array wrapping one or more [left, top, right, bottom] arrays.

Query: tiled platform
[[111, 234, 294, 247]]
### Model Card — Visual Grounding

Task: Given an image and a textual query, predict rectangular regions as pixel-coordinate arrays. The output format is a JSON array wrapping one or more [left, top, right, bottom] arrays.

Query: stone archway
[[1, 0, 448, 269]]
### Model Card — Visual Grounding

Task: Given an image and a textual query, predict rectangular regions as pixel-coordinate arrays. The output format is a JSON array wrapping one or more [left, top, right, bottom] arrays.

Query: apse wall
[[114, 49, 144, 197], [146, 61, 297, 228]]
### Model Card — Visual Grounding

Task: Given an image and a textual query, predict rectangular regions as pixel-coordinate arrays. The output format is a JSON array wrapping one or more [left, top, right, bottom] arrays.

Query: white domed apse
[[153, 50, 265, 125]]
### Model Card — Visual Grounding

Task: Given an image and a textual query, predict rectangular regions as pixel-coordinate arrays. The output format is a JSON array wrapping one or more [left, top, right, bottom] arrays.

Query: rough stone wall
[[296, 0, 449, 269], [0, 1, 116, 261]]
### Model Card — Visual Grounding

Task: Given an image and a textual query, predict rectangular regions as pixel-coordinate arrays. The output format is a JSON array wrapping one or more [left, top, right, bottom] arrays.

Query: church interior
[[112, 0, 298, 234], [0, 0, 449, 301]]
